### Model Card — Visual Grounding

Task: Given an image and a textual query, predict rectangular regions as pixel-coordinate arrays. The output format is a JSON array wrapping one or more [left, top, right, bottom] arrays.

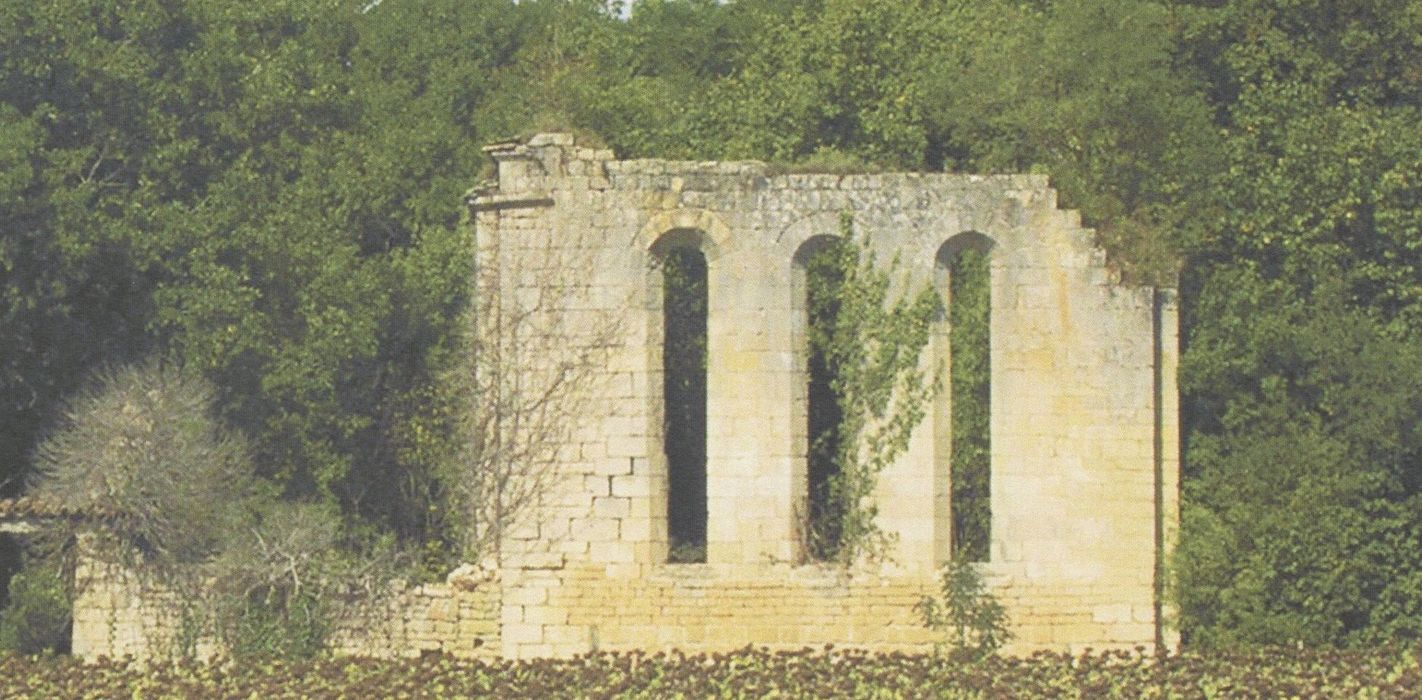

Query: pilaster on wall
[[1154, 288, 1183, 651]]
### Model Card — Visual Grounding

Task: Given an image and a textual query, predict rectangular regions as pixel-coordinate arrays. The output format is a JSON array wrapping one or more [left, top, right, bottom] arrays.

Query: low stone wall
[[515, 563, 936, 655], [71, 555, 1166, 659], [71, 558, 183, 659], [497, 560, 1163, 658], [70, 559, 501, 661], [328, 580, 501, 659]]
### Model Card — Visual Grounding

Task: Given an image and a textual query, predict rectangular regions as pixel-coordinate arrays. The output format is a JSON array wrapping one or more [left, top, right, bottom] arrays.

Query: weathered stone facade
[[68, 132, 1178, 659], [470, 133, 1179, 658]]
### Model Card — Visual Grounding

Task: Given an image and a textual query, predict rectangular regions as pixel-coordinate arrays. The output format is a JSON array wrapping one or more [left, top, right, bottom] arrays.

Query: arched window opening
[[661, 246, 708, 563], [799, 237, 855, 561], [939, 235, 992, 562]]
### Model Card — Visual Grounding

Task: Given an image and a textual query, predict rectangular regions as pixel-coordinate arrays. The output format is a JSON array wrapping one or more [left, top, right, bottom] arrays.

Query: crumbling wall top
[[474, 132, 1052, 199]]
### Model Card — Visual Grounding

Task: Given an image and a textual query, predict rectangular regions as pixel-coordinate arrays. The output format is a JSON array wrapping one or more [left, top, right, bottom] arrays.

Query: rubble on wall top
[[527, 133, 575, 147], [494, 133, 1051, 191]]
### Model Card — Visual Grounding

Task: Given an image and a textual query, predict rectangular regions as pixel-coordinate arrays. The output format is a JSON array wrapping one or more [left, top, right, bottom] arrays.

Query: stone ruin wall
[[69, 132, 1179, 660], [473, 134, 1180, 658]]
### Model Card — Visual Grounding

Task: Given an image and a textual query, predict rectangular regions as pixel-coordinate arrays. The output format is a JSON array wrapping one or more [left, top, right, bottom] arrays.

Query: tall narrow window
[[802, 238, 853, 561], [663, 247, 707, 563], [946, 242, 991, 561]]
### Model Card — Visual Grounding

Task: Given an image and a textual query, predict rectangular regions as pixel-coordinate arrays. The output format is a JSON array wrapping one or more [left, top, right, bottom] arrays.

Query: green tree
[[0, 0, 536, 551], [920, 0, 1221, 282], [1176, 273, 1422, 645], [1171, 0, 1422, 646], [0, 563, 70, 654], [686, 0, 937, 166], [0, 0, 182, 589]]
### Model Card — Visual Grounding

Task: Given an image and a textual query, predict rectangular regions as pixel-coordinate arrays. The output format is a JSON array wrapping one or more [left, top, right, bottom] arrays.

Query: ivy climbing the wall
[[803, 215, 939, 564]]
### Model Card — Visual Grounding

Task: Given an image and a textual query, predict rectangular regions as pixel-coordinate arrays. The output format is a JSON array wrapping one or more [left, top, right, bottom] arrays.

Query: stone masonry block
[[569, 517, 620, 542], [610, 475, 652, 498], [502, 623, 546, 645]]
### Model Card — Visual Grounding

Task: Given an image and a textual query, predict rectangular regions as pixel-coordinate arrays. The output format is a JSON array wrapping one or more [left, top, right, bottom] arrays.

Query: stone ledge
[[468, 192, 555, 212]]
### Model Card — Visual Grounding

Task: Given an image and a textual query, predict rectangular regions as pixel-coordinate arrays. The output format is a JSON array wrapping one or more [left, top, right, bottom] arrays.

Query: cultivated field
[[3, 645, 1419, 698]]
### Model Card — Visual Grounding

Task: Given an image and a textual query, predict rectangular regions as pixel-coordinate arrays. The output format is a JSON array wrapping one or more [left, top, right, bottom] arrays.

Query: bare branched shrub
[[438, 222, 625, 562], [204, 500, 401, 659], [26, 359, 398, 659], [31, 359, 256, 568]]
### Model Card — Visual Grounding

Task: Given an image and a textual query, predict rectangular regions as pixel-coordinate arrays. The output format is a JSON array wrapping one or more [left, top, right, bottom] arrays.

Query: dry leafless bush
[[439, 224, 626, 562], [30, 359, 255, 568]]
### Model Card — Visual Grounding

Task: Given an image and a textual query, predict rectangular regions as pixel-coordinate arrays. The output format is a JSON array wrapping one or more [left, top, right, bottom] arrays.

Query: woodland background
[[3, 0, 1422, 648]]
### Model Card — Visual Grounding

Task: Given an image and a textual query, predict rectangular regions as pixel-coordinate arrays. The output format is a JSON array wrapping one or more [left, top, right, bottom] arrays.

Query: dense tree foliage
[[0, 0, 546, 584], [4, 0, 1422, 647], [1171, 0, 1422, 646]]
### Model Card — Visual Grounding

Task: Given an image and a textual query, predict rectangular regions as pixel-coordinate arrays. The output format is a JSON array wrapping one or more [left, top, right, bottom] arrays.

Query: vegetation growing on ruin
[[3, 0, 1422, 652], [803, 217, 938, 564], [916, 558, 1012, 660]]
